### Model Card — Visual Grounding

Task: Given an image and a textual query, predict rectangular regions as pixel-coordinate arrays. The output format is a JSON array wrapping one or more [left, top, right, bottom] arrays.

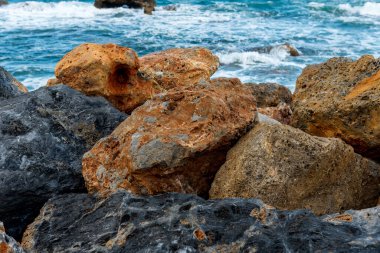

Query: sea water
[[0, 0, 379, 91]]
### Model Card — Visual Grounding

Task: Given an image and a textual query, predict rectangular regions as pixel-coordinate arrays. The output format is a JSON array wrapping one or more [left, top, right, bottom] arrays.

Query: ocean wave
[[338, 2, 380, 17], [308, 2, 326, 9], [217, 45, 303, 67], [21, 76, 51, 91]]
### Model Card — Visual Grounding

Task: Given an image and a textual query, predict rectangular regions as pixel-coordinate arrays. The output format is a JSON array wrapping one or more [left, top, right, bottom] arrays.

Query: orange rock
[[82, 78, 256, 197], [139, 47, 219, 90], [291, 55, 380, 161], [53, 43, 155, 113], [257, 103, 292, 125]]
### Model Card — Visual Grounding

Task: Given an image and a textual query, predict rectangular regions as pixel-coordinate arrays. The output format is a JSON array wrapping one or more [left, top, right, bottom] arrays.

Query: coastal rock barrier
[[94, 0, 156, 14], [0, 44, 379, 251]]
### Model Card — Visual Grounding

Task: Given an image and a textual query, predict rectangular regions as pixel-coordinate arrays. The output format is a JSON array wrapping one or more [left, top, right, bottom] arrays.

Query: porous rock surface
[[0, 222, 25, 253], [291, 55, 380, 161], [0, 85, 127, 240], [51, 43, 154, 113], [82, 78, 256, 198], [139, 47, 219, 90], [0, 66, 28, 99], [210, 121, 380, 215], [246, 82, 292, 124], [22, 191, 380, 252]]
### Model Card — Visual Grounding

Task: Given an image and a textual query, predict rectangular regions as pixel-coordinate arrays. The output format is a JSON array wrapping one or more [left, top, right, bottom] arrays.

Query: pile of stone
[[0, 43, 379, 252]]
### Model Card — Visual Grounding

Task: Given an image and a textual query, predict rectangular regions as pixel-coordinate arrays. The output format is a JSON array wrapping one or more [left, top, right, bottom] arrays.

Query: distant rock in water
[[0, 66, 28, 100], [94, 0, 156, 14], [82, 78, 256, 198], [163, 5, 177, 11], [291, 55, 380, 161], [0, 0, 8, 7], [0, 85, 127, 241], [210, 121, 380, 215], [246, 82, 292, 124], [251, 43, 300, 57], [0, 222, 25, 253], [22, 191, 380, 252]]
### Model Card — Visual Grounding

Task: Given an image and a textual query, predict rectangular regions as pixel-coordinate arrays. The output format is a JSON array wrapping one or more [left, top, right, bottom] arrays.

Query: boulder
[[0, 222, 25, 253], [209, 121, 380, 215], [0, 1, 8, 7], [0, 67, 28, 100], [291, 55, 380, 161], [94, 0, 156, 14], [0, 85, 127, 240], [51, 43, 155, 113], [246, 82, 292, 124], [22, 191, 380, 252], [139, 47, 219, 90], [82, 78, 256, 198], [250, 43, 300, 57]]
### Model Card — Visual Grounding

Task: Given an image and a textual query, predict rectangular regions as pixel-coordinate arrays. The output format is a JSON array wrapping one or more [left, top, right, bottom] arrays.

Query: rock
[[163, 5, 177, 11], [139, 47, 219, 90], [22, 191, 380, 252], [94, 0, 156, 14], [0, 222, 25, 253], [209, 122, 380, 215], [0, 1, 7, 7], [246, 82, 292, 124], [82, 78, 256, 198], [257, 102, 292, 124], [0, 85, 127, 241], [0, 67, 28, 100], [51, 43, 155, 113], [291, 55, 380, 161]]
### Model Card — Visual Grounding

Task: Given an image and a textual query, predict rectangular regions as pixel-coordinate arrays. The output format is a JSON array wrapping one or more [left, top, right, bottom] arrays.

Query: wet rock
[[51, 43, 156, 113], [251, 43, 300, 57], [0, 222, 25, 253], [0, 1, 8, 7], [0, 66, 28, 100], [94, 0, 156, 14], [82, 78, 256, 198], [291, 55, 380, 161], [22, 191, 380, 252], [0, 85, 127, 240], [210, 122, 380, 215], [163, 5, 177, 11], [246, 82, 292, 124], [139, 47, 219, 90]]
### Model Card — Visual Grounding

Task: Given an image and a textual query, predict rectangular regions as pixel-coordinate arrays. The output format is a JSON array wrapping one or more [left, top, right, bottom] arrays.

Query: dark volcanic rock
[[22, 191, 380, 252], [0, 85, 127, 241], [94, 0, 156, 13], [0, 222, 25, 253], [0, 66, 28, 100]]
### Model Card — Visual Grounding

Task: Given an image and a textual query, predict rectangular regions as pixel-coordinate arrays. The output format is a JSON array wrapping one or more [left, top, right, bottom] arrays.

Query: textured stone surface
[[22, 191, 380, 252], [291, 55, 380, 161], [246, 82, 292, 124], [0, 85, 127, 240], [0, 222, 25, 253], [82, 78, 256, 198], [140, 47, 219, 90], [210, 122, 380, 215], [0, 67, 27, 99], [51, 43, 154, 113], [94, 0, 156, 12]]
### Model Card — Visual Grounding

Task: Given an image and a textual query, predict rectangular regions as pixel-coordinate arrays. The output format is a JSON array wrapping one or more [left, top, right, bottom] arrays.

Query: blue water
[[1, 0, 380, 90]]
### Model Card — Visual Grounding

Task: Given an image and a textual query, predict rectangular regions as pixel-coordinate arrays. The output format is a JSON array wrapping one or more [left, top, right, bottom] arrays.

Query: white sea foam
[[308, 2, 325, 8], [338, 2, 380, 17], [21, 76, 51, 91]]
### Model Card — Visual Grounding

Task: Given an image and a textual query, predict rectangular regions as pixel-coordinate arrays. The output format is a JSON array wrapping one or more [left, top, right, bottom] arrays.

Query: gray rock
[[0, 85, 127, 241], [0, 66, 27, 100], [22, 191, 380, 252], [0, 222, 25, 253]]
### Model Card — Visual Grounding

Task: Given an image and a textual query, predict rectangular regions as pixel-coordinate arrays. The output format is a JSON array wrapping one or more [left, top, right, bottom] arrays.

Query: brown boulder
[[246, 82, 292, 124], [291, 55, 380, 161], [139, 47, 219, 90], [209, 121, 380, 215], [82, 78, 257, 197], [51, 43, 155, 113]]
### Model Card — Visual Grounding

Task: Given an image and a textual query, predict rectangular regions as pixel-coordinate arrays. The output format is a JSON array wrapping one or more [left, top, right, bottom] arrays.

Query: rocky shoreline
[[0, 43, 379, 252]]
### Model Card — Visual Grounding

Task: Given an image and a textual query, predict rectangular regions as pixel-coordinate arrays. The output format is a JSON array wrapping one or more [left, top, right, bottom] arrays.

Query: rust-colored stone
[[139, 47, 219, 90], [82, 78, 256, 197], [291, 55, 380, 161], [52, 43, 155, 113]]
